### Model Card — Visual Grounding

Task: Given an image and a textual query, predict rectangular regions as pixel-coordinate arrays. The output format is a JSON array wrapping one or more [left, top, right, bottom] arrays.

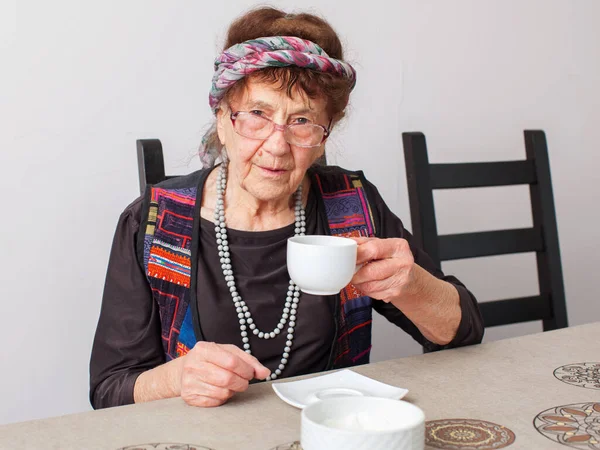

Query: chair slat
[[438, 228, 543, 261], [430, 160, 536, 189], [480, 295, 552, 327], [136, 139, 166, 193]]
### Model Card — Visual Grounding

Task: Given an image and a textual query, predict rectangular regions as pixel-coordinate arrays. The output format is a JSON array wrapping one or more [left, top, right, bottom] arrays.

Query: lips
[[257, 165, 289, 174]]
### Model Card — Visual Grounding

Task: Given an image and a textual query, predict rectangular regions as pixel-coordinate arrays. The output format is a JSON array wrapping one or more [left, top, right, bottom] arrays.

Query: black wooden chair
[[402, 130, 568, 331], [136, 138, 328, 194], [136, 139, 176, 194]]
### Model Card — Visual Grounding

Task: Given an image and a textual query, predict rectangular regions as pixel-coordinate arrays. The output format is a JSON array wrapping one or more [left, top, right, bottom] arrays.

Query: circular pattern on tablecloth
[[268, 442, 302, 450], [534, 402, 600, 449], [425, 419, 516, 449], [118, 444, 214, 450], [554, 363, 600, 390]]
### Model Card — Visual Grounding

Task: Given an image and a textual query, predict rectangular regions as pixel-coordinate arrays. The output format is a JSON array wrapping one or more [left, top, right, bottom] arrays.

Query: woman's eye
[[293, 117, 311, 125], [249, 110, 264, 116]]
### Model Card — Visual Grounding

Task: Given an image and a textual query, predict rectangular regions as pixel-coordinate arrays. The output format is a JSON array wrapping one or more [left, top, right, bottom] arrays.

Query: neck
[[228, 183, 295, 219]]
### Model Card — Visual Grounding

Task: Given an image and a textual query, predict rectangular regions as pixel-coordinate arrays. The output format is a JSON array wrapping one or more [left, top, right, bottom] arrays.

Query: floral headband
[[209, 35, 357, 112]]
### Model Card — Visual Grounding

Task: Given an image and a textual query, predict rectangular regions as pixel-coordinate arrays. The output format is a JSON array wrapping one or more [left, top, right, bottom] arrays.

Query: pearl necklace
[[214, 162, 306, 381]]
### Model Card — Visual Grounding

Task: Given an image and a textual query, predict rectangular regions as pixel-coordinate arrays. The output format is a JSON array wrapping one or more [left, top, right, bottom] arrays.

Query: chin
[[249, 174, 296, 198], [245, 171, 295, 197], [248, 184, 292, 202]]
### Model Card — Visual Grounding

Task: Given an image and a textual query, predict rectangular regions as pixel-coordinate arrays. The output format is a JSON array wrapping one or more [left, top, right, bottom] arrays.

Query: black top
[[90, 168, 484, 409]]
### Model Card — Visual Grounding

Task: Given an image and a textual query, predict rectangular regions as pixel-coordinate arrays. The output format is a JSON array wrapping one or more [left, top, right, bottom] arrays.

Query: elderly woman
[[90, 7, 483, 409]]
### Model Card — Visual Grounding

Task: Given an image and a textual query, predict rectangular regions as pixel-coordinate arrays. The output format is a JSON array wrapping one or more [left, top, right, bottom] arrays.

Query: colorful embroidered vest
[[140, 166, 377, 369]]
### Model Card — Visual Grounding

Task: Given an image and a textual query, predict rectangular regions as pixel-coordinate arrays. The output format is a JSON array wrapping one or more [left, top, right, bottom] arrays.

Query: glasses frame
[[229, 111, 332, 148]]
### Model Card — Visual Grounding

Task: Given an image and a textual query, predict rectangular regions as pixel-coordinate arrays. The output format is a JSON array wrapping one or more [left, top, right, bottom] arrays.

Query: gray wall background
[[2, 0, 599, 425]]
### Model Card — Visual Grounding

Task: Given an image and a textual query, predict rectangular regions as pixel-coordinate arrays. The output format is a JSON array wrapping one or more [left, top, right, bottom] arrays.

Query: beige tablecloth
[[2, 322, 599, 450]]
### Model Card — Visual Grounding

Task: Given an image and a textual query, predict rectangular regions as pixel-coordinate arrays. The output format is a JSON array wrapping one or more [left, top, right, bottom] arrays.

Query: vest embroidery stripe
[[144, 187, 196, 359], [313, 172, 375, 368]]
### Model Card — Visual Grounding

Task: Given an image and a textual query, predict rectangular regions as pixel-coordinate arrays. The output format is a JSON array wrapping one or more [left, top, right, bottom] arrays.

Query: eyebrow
[[244, 99, 316, 116], [245, 100, 274, 111]]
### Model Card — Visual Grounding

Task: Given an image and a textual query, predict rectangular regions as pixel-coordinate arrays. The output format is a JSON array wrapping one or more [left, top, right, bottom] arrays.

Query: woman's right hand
[[178, 341, 271, 407]]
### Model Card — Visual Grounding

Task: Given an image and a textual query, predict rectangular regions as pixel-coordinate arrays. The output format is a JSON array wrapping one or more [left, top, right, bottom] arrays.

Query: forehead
[[228, 78, 327, 113]]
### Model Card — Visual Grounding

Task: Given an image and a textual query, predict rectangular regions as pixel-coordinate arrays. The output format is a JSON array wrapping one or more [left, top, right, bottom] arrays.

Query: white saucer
[[272, 369, 409, 409]]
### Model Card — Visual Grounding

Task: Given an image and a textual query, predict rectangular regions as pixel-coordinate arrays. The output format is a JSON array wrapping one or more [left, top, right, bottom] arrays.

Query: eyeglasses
[[229, 111, 331, 148]]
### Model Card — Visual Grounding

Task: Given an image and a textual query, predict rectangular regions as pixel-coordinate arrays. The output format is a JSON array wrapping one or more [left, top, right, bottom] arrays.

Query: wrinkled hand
[[179, 342, 271, 407], [350, 237, 417, 303]]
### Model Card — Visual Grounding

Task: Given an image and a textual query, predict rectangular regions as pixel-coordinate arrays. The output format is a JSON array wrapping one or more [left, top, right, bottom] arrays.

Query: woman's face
[[216, 78, 329, 204]]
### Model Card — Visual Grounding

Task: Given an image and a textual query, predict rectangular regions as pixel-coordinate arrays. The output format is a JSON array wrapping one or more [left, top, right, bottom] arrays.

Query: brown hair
[[201, 7, 353, 165]]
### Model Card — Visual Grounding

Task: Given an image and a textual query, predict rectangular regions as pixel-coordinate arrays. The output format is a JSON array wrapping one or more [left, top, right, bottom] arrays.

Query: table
[[2, 322, 599, 450]]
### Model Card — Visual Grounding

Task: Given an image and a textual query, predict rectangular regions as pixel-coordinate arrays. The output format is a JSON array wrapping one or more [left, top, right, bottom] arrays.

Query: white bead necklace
[[214, 162, 306, 381]]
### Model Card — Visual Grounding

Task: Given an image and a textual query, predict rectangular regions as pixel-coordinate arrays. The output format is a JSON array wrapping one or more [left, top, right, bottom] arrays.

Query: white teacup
[[301, 397, 425, 450], [287, 235, 357, 295]]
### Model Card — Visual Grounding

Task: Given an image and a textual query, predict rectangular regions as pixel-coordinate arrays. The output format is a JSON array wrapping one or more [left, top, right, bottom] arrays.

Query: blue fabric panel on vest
[[178, 307, 197, 350]]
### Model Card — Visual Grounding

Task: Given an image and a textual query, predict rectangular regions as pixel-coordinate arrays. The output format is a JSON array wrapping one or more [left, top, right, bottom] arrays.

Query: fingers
[[180, 342, 272, 408], [252, 365, 271, 380], [182, 393, 231, 408], [180, 362, 237, 407], [354, 268, 398, 294], [181, 375, 235, 404], [351, 259, 397, 285], [355, 238, 411, 265], [188, 361, 250, 393], [221, 344, 271, 380], [349, 237, 377, 244], [350, 238, 416, 302], [355, 239, 386, 265], [185, 396, 224, 408], [194, 342, 255, 381], [353, 280, 398, 301]]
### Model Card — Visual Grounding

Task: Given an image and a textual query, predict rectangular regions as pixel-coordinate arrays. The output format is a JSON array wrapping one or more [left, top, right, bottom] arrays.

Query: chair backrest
[[136, 138, 328, 194], [136, 139, 177, 194], [402, 130, 568, 331]]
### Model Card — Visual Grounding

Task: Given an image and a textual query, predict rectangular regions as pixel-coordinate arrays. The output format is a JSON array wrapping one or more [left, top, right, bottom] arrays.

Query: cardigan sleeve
[[89, 197, 165, 409]]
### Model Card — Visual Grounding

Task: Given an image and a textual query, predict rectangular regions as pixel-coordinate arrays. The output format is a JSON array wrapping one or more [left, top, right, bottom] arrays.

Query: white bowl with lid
[[301, 397, 425, 450]]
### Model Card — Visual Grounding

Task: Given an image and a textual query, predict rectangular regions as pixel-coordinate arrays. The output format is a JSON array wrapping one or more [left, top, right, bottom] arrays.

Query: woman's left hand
[[350, 237, 418, 303]]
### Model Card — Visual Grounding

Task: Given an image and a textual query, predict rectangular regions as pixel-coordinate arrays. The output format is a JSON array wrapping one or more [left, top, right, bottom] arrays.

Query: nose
[[262, 123, 290, 156]]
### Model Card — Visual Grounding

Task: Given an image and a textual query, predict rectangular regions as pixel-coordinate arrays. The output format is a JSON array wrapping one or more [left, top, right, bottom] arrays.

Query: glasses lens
[[287, 124, 325, 147], [234, 113, 272, 139]]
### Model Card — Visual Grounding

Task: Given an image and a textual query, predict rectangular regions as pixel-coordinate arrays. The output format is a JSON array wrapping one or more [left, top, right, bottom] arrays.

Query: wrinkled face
[[216, 78, 329, 203]]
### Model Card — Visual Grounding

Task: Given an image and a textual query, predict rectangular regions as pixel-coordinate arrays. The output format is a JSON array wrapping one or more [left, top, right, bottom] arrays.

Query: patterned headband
[[209, 36, 357, 112]]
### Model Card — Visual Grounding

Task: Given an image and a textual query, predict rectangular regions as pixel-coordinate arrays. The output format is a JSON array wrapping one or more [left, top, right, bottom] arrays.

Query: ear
[[216, 106, 227, 145]]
